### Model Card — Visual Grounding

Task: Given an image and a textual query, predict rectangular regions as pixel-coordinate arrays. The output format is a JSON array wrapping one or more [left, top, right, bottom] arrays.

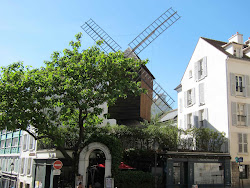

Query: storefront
[[164, 152, 231, 188]]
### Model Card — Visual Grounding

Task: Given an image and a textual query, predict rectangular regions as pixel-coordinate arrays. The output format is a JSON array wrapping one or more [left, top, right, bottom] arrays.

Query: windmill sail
[[81, 19, 122, 53], [128, 7, 180, 56]]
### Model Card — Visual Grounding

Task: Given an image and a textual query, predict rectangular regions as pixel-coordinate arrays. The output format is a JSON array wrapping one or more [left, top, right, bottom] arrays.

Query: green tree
[[0, 33, 147, 183]]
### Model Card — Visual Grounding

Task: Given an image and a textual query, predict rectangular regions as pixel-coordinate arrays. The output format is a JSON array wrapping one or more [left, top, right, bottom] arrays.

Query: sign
[[53, 169, 61, 175], [238, 157, 243, 163], [53, 160, 63, 170]]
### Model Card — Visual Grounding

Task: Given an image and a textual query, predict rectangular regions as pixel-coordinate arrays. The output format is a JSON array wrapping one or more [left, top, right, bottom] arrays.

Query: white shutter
[[230, 73, 236, 96], [194, 62, 198, 82], [204, 108, 208, 127], [184, 92, 187, 108], [245, 75, 250, 97], [193, 111, 198, 128], [199, 83, 205, 105], [202, 56, 207, 78], [192, 88, 195, 105], [246, 104, 250, 127], [184, 114, 187, 129], [231, 102, 237, 126], [179, 98, 183, 113]]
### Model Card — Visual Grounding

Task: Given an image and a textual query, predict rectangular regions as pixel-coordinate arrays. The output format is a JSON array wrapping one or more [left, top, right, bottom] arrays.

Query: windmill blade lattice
[[138, 67, 175, 114], [128, 7, 180, 56], [81, 19, 122, 53]]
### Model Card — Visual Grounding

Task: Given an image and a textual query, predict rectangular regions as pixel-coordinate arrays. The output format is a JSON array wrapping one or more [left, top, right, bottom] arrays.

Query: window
[[23, 135, 27, 151], [239, 133, 248, 153], [199, 109, 205, 127], [1, 140, 5, 148], [195, 57, 207, 81], [240, 165, 248, 179], [12, 137, 19, 147], [187, 89, 192, 105], [189, 70, 192, 78], [184, 88, 195, 107], [6, 139, 12, 148], [237, 103, 246, 126], [29, 136, 35, 150], [187, 113, 192, 129], [20, 158, 25, 174], [236, 75, 243, 93], [27, 158, 32, 175], [230, 73, 250, 97], [232, 102, 250, 126]]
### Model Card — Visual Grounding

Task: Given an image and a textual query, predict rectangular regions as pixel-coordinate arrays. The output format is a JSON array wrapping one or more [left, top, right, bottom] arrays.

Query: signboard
[[53, 169, 61, 175], [53, 160, 63, 170], [238, 157, 243, 163]]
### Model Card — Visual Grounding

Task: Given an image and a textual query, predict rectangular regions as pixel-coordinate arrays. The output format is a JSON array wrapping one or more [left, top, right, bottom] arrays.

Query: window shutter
[[244, 134, 248, 153], [192, 88, 195, 105], [184, 114, 187, 129], [239, 133, 243, 153], [193, 112, 198, 128], [204, 108, 208, 127], [230, 73, 236, 96], [202, 56, 207, 78], [231, 102, 237, 126], [194, 62, 198, 82], [245, 75, 250, 97], [184, 91, 187, 108], [179, 99, 183, 113], [199, 83, 205, 105], [246, 104, 250, 127]]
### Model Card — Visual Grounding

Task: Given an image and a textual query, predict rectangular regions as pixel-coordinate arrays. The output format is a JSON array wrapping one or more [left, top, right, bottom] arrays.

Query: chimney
[[228, 32, 243, 44]]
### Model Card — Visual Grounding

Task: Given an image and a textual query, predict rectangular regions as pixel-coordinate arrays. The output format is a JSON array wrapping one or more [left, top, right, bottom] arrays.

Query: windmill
[[81, 8, 180, 122]]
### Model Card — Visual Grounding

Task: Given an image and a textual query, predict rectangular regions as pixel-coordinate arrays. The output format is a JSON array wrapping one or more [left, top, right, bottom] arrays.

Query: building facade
[[0, 129, 36, 188], [176, 32, 250, 187]]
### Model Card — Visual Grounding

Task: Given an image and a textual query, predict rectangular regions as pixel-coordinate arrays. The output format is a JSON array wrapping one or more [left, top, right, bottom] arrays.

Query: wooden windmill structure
[[81, 8, 180, 123]]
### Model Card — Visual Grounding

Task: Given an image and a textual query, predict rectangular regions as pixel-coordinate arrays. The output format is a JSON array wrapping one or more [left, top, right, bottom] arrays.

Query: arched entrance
[[78, 142, 112, 188]]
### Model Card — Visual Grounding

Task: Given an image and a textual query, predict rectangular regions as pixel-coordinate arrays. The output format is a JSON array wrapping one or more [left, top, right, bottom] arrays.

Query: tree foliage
[[0, 33, 147, 177]]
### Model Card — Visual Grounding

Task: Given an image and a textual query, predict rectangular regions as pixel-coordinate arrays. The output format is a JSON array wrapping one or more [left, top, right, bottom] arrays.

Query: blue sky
[[1, 0, 250, 108]]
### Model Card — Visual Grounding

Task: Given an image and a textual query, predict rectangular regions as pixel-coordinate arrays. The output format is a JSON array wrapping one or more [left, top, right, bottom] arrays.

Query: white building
[[176, 32, 250, 186], [0, 129, 36, 188]]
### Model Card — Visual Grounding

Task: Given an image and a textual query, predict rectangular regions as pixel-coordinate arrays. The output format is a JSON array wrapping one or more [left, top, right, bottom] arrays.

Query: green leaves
[[0, 32, 146, 159]]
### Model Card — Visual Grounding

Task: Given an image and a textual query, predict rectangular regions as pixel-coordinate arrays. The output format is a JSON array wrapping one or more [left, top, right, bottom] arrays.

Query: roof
[[201, 37, 250, 61], [160, 108, 178, 122], [174, 84, 182, 91]]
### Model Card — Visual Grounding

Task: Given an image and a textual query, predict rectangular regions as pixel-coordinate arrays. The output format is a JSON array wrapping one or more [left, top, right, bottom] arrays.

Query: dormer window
[[234, 47, 242, 58]]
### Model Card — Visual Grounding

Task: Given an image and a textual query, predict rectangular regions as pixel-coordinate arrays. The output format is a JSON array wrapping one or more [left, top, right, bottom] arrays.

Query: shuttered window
[[185, 88, 195, 107], [230, 73, 250, 97], [194, 57, 207, 81], [239, 133, 248, 153], [232, 102, 250, 126]]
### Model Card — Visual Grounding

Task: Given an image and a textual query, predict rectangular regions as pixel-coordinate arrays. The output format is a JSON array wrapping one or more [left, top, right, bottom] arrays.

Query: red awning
[[97, 162, 135, 169]]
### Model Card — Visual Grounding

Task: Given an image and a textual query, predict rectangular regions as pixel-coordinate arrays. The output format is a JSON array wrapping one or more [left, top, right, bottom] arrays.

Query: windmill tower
[[81, 8, 180, 123]]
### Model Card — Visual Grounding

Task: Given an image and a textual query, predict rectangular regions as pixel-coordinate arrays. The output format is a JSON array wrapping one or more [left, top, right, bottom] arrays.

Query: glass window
[[236, 75, 243, 93], [237, 103, 246, 126], [194, 163, 224, 184], [6, 139, 12, 148], [12, 137, 19, 147], [1, 140, 5, 148], [27, 158, 32, 175], [23, 135, 27, 150]]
